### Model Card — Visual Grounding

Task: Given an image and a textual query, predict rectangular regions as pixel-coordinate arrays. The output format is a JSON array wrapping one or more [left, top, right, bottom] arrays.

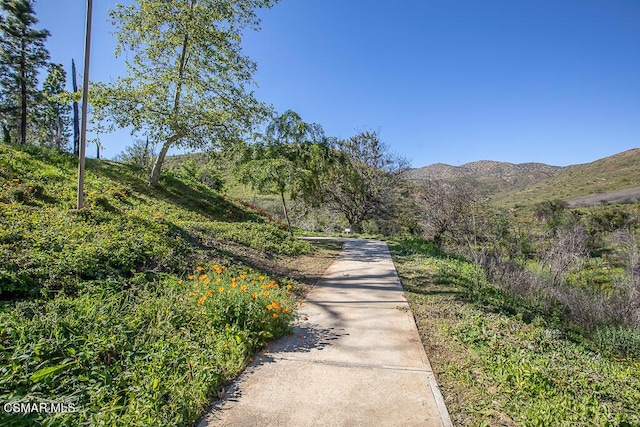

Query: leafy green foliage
[[0, 0, 50, 145], [0, 143, 311, 298], [39, 63, 71, 150], [0, 143, 314, 425], [91, 0, 277, 186], [0, 267, 296, 426], [390, 237, 640, 426], [236, 109, 334, 234]]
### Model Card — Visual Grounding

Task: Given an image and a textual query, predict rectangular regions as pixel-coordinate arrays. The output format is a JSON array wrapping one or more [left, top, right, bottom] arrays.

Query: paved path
[[199, 238, 452, 427]]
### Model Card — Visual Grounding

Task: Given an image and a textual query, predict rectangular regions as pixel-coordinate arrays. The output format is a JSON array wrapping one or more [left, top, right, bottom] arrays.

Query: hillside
[[0, 143, 340, 426], [404, 160, 565, 195], [492, 148, 640, 208]]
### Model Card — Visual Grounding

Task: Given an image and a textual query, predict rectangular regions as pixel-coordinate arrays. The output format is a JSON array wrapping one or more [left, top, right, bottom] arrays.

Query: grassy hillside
[[492, 148, 640, 209], [0, 143, 338, 426]]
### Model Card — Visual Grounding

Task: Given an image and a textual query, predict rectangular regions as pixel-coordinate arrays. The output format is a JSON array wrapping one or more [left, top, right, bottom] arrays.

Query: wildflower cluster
[[180, 264, 296, 350]]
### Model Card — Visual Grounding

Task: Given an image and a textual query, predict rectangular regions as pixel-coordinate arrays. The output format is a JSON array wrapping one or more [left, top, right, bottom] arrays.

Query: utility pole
[[76, 0, 93, 209]]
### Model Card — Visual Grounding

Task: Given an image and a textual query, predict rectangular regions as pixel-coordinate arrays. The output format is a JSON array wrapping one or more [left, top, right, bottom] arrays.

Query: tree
[[0, 0, 50, 145], [91, 0, 277, 186], [39, 63, 71, 149], [321, 130, 407, 233], [418, 180, 480, 248], [116, 136, 156, 172], [237, 110, 332, 235]]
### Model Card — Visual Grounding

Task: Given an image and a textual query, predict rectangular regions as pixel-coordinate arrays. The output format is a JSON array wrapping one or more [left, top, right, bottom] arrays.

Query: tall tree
[[0, 0, 50, 145], [237, 110, 332, 235], [91, 0, 277, 186], [40, 63, 71, 149], [321, 130, 408, 233]]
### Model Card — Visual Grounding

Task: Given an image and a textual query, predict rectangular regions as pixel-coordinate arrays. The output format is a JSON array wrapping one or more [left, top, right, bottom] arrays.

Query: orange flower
[[251, 292, 258, 299], [199, 274, 208, 281], [266, 304, 273, 310], [187, 275, 195, 280], [240, 285, 247, 292], [271, 300, 281, 310], [272, 313, 278, 319], [177, 280, 183, 285], [262, 291, 269, 297], [282, 307, 290, 313], [258, 275, 265, 281], [218, 287, 224, 293], [206, 289, 213, 296], [216, 278, 221, 283], [198, 295, 207, 305], [196, 266, 204, 272]]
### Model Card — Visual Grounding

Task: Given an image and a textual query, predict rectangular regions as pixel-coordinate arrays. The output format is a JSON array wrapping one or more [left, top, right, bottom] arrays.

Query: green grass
[[0, 143, 315, 426], [390, 237, 640, 426], [0, 143, 311, 298]]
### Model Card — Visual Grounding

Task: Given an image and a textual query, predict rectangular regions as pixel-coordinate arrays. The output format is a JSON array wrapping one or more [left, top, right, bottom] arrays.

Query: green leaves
[[93, 0, 278, 185], [30, 360, 76, 383]]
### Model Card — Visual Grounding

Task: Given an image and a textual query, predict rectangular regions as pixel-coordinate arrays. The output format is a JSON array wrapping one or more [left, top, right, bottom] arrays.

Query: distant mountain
[[405, 148, 640, 208], [491, 148, 640, 208], [404, 160, 565, 195]]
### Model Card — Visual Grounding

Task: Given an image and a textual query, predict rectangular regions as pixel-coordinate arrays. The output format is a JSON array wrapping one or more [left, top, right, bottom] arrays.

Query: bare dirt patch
[[201, 238, 344, 297]]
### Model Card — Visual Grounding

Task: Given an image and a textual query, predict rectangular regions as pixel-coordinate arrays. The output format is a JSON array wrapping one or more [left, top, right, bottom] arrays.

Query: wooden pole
[[77, 0, 93, 209]]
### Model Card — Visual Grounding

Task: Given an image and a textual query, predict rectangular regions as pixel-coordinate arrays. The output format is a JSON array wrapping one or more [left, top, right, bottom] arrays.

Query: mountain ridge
[[404, 148, 640, 206]]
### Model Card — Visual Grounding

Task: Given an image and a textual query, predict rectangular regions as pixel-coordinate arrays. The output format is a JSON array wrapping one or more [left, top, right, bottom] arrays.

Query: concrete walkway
[[199, 238, 452, 427]]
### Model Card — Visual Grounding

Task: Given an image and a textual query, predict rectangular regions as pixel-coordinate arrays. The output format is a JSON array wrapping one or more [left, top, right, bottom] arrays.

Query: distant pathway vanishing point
[[200, 238, 453, 427]]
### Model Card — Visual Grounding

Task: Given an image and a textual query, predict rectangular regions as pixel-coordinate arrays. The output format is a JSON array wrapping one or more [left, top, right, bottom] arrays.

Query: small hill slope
[[0, 143, 310, 297]]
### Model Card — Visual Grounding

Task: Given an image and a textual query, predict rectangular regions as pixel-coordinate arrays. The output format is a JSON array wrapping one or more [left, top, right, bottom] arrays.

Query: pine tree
[[0, 0, 50, 145]]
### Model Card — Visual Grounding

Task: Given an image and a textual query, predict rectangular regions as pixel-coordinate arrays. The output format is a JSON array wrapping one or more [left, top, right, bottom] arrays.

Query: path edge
[[383, 240, 454, 427]]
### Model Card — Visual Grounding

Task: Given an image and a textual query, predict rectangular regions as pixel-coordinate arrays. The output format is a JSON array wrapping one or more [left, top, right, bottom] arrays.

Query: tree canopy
[[321, 130, 408, 233], [0, 0, 50, 145], [237, 109, 333, 234], [91, 0, 278, 186]]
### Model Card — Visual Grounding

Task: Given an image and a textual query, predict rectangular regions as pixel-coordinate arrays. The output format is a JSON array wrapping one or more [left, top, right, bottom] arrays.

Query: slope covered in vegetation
[[493, 148, 640, 209], [0, 143, 319, 426]]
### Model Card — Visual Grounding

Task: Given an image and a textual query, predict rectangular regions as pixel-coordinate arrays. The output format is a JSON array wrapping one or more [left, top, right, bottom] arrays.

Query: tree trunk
[[281, 191, 293, 236], [149, 136, 176, 186], [147, 12, 191, 187], [19, 39, 27, 145], [2, 124, 10, 144]]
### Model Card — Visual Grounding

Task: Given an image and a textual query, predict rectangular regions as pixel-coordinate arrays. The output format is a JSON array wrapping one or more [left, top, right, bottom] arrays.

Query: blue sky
[[35, 0, 640, 167]]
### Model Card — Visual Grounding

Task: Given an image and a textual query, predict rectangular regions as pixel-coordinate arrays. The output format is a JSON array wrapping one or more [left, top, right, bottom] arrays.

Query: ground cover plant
[[1, 266, 295, 426], [390, 238, 640, 426], [0, 143, 327, 426]]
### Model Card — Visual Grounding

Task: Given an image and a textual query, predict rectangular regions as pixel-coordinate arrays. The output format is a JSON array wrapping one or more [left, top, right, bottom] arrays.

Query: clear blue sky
[[35, 0, 640, 167]]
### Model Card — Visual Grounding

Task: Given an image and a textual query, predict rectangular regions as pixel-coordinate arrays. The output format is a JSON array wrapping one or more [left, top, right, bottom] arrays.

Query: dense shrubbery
[[0, 266, 296, 426], [390, 238, 640, 425]]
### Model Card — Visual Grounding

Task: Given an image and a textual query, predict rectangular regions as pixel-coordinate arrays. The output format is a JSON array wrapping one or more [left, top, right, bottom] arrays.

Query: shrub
[[0, 264, 296, 426]]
